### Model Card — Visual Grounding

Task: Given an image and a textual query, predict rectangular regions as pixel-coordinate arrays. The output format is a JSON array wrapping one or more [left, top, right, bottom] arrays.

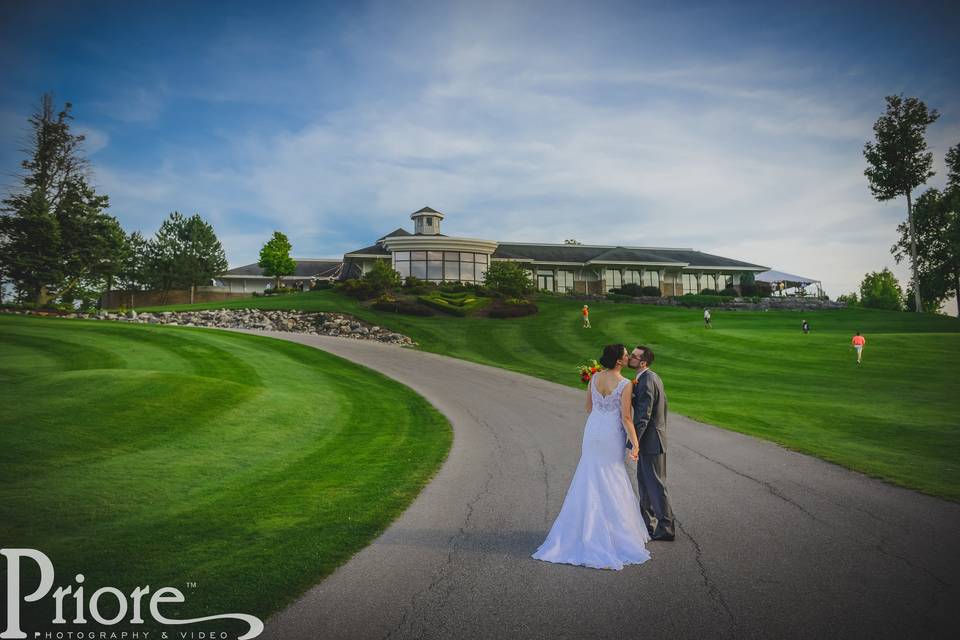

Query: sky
[[2, 0, 958, 306]]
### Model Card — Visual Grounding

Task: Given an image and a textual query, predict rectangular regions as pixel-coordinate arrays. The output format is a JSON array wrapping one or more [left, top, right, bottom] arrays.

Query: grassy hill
[[142, 290, 960, 500], [0, 314, 451, 631]]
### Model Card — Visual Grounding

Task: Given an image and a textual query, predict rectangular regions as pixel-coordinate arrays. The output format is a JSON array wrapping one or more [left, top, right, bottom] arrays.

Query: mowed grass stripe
[[144, 291, 960, 499], [0, 315, 451, 630]]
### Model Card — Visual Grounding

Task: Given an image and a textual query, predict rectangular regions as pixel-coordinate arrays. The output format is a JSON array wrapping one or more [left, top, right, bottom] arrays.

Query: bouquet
[[577, 359, 603, 384]]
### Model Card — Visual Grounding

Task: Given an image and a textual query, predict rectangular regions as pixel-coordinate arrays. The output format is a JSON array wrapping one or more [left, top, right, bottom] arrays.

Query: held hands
[[628, 445, 639, 462]]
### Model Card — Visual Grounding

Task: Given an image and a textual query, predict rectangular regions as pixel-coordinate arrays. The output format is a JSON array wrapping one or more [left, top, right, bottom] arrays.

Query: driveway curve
[[230, 330, 959, 640]]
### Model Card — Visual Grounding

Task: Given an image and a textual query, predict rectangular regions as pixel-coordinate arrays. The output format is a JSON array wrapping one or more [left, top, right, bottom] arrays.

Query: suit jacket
[[631, 369, 668, 455]]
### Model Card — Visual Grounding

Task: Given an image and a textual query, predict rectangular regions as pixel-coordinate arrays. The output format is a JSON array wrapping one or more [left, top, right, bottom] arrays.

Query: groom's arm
[[633, 376, 655, 441]]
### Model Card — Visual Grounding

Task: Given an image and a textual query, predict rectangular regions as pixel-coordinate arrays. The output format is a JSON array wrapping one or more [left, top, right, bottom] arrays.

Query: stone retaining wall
[[1, 308, 417, 346]]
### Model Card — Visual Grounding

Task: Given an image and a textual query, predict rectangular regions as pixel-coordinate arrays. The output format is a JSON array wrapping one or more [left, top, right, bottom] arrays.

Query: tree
[[836, 292, 860, 306], [0, 93, 125, 305], [859, 268, 904, 311], [483, 260, 534, 298], [864, 94, 939, 313], [361, 259, 401, 295], [258, 231, 297, 289], [144, 212, 227, 302], [180, 214, 227, 303], [890, 142, 960, 316]]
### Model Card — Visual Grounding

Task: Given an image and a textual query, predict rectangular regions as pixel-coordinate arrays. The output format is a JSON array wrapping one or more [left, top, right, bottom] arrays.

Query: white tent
[[755, 270, 822, 297]]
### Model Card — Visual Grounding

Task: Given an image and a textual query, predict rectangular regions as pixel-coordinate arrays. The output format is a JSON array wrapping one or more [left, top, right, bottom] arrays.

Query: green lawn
[[0, 315, 451, 632], [143, 290, 960, 500]]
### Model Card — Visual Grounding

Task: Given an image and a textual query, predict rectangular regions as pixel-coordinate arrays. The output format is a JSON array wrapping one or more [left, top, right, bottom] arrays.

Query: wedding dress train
[[532, 376, 651, 570]]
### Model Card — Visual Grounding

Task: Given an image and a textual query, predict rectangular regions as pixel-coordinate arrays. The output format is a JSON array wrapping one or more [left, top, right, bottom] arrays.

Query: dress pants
[[637, 452, 675, 537]]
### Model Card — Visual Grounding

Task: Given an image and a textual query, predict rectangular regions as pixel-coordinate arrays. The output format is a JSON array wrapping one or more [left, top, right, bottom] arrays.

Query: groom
[[627, 345, 676, 541]]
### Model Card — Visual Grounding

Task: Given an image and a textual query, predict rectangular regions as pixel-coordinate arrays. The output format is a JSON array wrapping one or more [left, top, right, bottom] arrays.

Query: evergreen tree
[[0, 93, 124, 305]]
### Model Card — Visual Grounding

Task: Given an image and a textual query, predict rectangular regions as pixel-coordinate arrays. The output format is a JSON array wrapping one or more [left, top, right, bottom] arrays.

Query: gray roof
[[377, 228, 411, 241], [222, 260, 342, 278], [492, 243, 766, 270], [344, 243, 391, 256], [414, 206, 441, 214]]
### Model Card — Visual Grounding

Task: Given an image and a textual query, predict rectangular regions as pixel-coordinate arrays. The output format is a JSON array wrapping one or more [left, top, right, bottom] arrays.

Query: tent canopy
[[755, 270, 820, 286]]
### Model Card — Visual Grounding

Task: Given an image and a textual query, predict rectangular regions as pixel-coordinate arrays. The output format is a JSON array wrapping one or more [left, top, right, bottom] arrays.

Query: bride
[[532, 344, 651, 570]]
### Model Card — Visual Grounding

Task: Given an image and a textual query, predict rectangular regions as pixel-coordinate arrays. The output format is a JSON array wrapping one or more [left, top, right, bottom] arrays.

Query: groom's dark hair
[[634, 345, 654, 366]]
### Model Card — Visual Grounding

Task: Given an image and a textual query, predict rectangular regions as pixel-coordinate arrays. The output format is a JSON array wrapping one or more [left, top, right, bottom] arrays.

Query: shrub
[[371, 295, 435, 316], [402, 276, 437, 295], [488, 299, 538, 318], [362, 260, 402, 295], [483, 261, 534, 297], [336, 278, 377, 300], [699, 288, 718, 296], [418, 291, 490, 316], [312, 281, 334, 290], [640, 286, 661, 297], [617, 283, 643, 297], [741, 283, 759, 296], [720, 287, 739, 297]]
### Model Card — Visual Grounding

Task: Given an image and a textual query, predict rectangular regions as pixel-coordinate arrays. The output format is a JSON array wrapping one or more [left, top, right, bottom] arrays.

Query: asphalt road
[[231, 330, 959, 640]]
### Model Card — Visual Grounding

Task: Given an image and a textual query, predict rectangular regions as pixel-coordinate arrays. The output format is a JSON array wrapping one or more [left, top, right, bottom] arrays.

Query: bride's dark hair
[[599, 343, 626, 369]]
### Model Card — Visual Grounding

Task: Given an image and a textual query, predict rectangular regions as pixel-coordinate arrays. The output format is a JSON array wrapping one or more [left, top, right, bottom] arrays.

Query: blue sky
[[2, 0, 958, 302]]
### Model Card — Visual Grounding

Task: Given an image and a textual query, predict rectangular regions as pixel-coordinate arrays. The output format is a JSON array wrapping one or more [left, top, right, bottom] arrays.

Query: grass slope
[[143, 291, 960, 500], [0, 315, 451, 631]]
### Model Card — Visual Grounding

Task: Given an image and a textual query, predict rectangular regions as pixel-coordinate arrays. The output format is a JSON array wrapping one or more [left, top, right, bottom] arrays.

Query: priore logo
[[2, 549, 263, 639]]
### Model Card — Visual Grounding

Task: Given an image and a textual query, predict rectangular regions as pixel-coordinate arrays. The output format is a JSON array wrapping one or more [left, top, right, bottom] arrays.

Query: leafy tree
[[836, 292, 860, 306], [361, 259, 402, 295], [483, 260, 534, 298], [890, 142, 960, 316], [0, 93, 125, 305], [859, 268, 904, 311], [864, 94, 939, 312], [258, 231, 297, 289]]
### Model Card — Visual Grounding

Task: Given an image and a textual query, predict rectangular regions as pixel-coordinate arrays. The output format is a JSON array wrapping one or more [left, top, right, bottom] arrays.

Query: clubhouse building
[[340, 207, 769, 296], [219, 206, 769, 295]]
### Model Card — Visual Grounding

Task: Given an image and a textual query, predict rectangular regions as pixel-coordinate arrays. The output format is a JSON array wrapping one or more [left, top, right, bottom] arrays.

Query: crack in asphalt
[[677, 443, 954, 630], [676, 519, 739, 637], [383, 405, 504, 640], [676, 442, 829, 526]]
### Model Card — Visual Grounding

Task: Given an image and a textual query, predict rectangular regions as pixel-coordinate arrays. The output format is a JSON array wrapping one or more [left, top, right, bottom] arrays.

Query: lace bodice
[[590, 376, 630, 414]]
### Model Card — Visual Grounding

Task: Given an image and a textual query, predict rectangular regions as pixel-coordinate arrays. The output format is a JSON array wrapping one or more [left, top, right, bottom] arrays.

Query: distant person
[[582, 305, 591, 328], [802, 320, 810, 334], [703, 308, 712, 329], [851, 331, 866, 365]]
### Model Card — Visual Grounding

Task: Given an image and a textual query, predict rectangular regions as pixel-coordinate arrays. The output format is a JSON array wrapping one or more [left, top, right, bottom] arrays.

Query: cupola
[[411, 206, 444, 235]]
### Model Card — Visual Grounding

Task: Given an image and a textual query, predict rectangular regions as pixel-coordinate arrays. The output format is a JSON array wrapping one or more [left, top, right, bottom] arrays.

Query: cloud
[[84, 0, 957, 307]]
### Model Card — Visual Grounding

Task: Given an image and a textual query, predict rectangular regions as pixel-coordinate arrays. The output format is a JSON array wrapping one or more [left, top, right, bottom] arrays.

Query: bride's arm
[[585, 384, 593, 413], [620, 383, 639, 459]]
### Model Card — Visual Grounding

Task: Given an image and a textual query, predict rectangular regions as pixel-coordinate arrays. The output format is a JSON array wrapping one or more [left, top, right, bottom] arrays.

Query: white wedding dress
[[532, 376, 652, 570]]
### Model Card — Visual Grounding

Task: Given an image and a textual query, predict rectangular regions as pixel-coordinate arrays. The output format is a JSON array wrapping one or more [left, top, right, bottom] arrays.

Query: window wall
[[642, 270, 660, 288], [557, 270, 575, 292], [606, 269, 623, 290], [682, 273, 699, 294], [393, 251, 488, 283]]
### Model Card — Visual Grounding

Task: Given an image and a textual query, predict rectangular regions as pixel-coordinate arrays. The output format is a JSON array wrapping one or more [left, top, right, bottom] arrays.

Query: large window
[[393, 250, 488, 283], [642, 270, 660, 288], [557, 270, 575, 293], [607, 269, 623, 290], [624, 270, 642, 285], [682, 273, 699, 294]]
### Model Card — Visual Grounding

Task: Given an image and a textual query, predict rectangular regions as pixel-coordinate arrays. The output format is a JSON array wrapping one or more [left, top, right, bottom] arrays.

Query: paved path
[[232, 330, 959, 640]]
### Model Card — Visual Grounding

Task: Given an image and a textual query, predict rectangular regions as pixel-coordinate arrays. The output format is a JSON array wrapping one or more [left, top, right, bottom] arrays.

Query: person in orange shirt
[[851, 331, 866, 365], [582, 305, 591, 328]]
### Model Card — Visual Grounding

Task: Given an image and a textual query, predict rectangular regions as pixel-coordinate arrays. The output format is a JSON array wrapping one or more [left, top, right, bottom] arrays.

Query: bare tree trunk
[[907, 190, 923, 313], [190, 284, 195, 304]]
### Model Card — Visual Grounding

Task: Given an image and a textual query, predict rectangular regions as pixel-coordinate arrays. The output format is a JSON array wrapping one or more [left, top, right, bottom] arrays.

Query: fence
[[100, 288, 254, 309]]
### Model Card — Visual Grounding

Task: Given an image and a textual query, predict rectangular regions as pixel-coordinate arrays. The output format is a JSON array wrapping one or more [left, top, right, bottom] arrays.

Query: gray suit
[[631, 368, 675, 537]]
